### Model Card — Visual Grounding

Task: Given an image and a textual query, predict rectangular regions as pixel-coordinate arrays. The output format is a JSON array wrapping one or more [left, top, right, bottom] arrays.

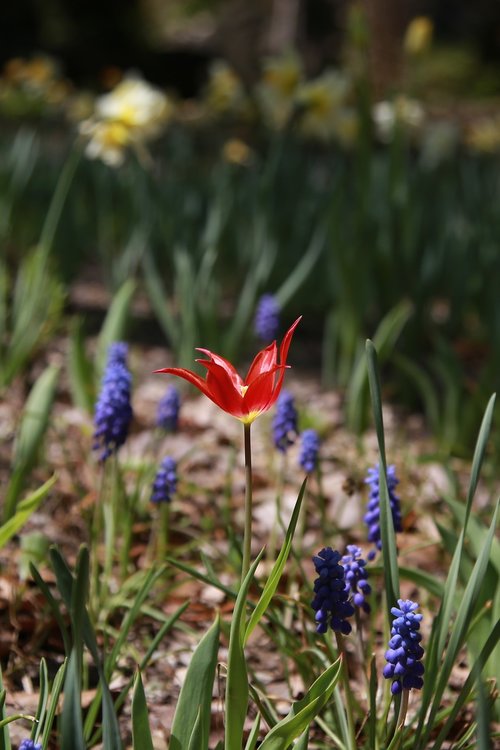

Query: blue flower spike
[[299, 429, 320, 474], [364, 463, 403, 558], [383, 599, 425, 695], [254, 294, 280, 342], [311, 547, 355, 635], [342, 545, 372, 613], [157, 385, 181, 432], [93, 342, 133, 462], [19, 740, 42, 750], [272, 390, 298, 453], [151, 456, 178, 504]]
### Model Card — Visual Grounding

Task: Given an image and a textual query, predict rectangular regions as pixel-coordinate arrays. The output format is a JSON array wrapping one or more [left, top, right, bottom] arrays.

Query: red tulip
[[156, 317, 301, 424]]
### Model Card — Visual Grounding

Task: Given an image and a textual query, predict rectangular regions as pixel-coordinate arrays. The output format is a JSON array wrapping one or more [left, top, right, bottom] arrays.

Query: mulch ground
[[0, 335, 495, 748]]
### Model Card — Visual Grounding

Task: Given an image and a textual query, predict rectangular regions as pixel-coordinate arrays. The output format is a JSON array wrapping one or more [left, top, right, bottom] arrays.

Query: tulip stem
[[241, 422, 253, 584]]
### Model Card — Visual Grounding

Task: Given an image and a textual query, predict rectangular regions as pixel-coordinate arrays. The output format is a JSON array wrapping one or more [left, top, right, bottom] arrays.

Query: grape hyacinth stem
[[386, 690, 409, 750], [334, 631, 357, 750], [241, 422, 253, 585]]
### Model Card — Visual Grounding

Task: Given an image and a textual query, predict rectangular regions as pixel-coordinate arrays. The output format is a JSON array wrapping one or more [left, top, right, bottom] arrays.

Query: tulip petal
[[279, 317, 302, 366], [199, 360, 247, 417], [154, 367, 214, 400], [196, 348, 244, 390], [245, 341, 277, 384], [242, 364, 285, 415]]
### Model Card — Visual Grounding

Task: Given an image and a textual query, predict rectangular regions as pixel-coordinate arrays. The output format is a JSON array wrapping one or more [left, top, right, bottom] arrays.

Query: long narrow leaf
[[245, 478, 307, 644], [421, 500, 499, 747], [40, 660, 67, 750], [225, 552, 264, 750], [170, 615, 220, 750], [258, 658, 342, 750], [0, 474, 56, 546], [131, 671, 154, 750], [366, 339, 400, 615]]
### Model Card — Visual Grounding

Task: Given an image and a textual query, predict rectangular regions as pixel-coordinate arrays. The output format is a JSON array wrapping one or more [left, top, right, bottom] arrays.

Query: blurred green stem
[[39, 145, 81, 256], [241, 422, 253, 585]]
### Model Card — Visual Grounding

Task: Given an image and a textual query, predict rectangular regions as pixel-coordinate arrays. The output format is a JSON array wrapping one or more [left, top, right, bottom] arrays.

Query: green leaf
[[32, 658, 49, 743], [429, 618, 500, 750], [417, 394, 497, 745], [40, 660, 67, 750], [0, 474, 56, 547], [365, 339, 400, 617], [421, 499, 499, 748], [0, 664, 11, 750], [244, 715, 261, 750], [95, 279, 135, 377], [60, 650, 85, 750], [369, 563, 444, 599], [60, 547, 88, 750], [275, 227, 325, 308], [131, 671, 154, 750], [347, 301, 412, 432], [225, 552, 264, 750], [170, 615, 220, 750], [258, 658, 342, 750], [49, 547, 123, 750], [67, 318, 95, 412], [141, 253, 179, 348], [294, 729, 310, 749], [244, 478, 307, 644], [4, 365, 60, 521]]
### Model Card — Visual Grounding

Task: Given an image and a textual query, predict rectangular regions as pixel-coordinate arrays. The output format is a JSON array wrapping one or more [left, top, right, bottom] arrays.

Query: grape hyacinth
[[342, 545, 371, 613], [383, 599, 425, 695], [272, 390, 298, 452], [151, 456, 177, 504], [299, 429, 320, 473], [93, 342, 133, 462], [19, 741, 42, 750], [311, 547, 355, 635], [364, 463, 403, 557], [157, 385, 180, 431], [254, 293, 280, 342]]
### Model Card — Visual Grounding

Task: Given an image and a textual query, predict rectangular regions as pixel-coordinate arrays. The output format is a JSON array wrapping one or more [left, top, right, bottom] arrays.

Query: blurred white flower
[[373, 96, 425, 143], [256, 50, 303, 130], [79, 75, 173, 166], [295, 70, 354, 142]]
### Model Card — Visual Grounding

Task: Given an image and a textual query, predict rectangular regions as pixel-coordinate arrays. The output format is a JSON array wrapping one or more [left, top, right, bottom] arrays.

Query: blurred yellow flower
[[78, 75, 173, 166], [4, 55, 58, 89], [404, 16, 434, 56], [466, 117, 500, 154], [204, 61, 247, 117], [94, 76, 173, 136], [0, 54, 72, 116], [222, 138, 253, 166], [79, 120, 133, 167], [262, 51, 302, 97], [295, 70, 352, 141]]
